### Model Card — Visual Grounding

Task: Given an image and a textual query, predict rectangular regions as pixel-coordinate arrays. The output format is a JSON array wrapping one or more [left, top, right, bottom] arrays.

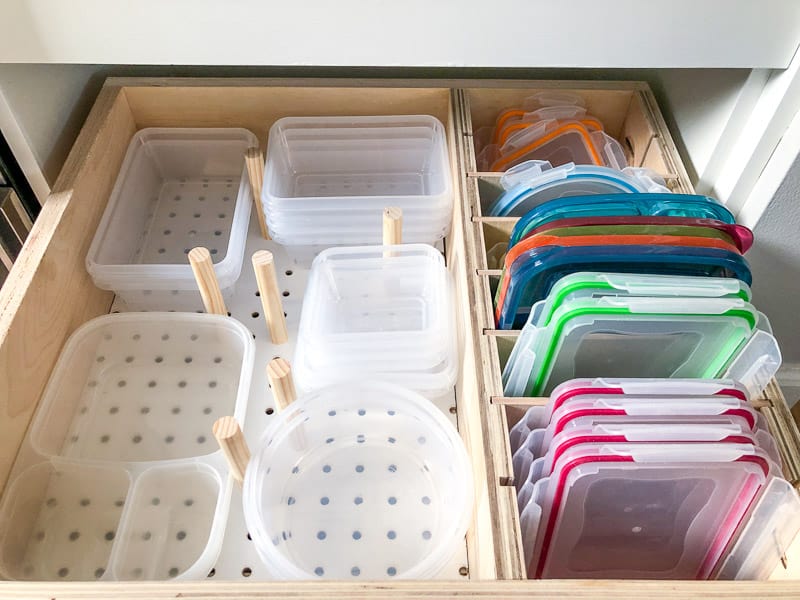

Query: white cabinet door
[[1, 0, 799, 68]]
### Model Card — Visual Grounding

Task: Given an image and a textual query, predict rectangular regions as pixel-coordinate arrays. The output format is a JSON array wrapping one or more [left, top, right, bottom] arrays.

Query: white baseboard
[[0, 86, 50, 205]]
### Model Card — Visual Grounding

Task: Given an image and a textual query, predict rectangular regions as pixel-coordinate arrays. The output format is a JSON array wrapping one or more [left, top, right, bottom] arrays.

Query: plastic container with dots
[[0, 313, 255, 581], [86, 128, 257, 311], [243, 381, 473, 580]]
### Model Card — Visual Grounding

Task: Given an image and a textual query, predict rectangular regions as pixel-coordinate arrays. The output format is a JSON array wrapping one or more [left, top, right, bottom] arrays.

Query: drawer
[[0, 77, 798, 597]]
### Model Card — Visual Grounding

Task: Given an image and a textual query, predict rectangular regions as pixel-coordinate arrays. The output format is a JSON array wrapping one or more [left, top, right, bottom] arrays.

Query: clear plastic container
[[243, 381, 473, 580], [86, 128, 256, 311], [263, 116, 453, 246], [293, 245, 457, 395], [0, 313, 255, 581], [30, 313, 254, 462]]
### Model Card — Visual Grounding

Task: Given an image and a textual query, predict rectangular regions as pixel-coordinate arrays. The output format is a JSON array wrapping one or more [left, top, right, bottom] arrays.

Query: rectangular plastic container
[[0, 313, 255, 581], [86, 128, 257, 311], [263, 116, 453, 246]]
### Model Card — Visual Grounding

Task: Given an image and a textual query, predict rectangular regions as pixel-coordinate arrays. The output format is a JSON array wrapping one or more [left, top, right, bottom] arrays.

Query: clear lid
[[493, 106, 590, 145], [533, 425, 779, 480], [550, 377, 750, 402], [489, 161, 669, 217], [492, 122, 606, 172], [538, 305, 756, 396], [507, 195, 737, 247], [502, 297, 760, 396], [716, 477, 800, 580], [492, 161, 668, 215], [521, 92, 586, 111], [722, 329, 783, 399], [526, 272, 751, 328], [519, 413, 767, 471], [529, 442, 774, 579]]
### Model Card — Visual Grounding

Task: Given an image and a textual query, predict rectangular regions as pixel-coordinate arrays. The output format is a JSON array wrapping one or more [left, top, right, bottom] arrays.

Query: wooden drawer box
[[0, 77, 798, 598]]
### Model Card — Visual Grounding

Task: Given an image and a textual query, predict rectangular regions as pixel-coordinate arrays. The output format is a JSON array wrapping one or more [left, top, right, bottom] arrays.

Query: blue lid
[[507, 194, 736, 248], [487, 173, 642, 217], [496, 245, 753, 329]]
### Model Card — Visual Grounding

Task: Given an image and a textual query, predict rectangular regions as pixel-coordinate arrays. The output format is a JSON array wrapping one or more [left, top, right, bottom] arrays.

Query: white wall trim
[[694, 69, 771, 197], [713, 45, 800, 225], [0, 86, 49, 204], [737, 101, 800, 229]]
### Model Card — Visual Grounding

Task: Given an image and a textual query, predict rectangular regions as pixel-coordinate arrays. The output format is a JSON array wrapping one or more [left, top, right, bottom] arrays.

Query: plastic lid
[[501, 297, 760, 396], [523, 217, 751, 252], [488, 162, 672, 217], [496, 245, 753, 329], [530, 442, 774, 579], [716, 477, 800, 580], [508, 195, 738, 248], [526, 272, 752, 329]]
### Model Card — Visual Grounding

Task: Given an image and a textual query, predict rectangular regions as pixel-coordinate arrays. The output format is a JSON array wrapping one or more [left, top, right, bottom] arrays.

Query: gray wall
[[746, 154, 800, 401]]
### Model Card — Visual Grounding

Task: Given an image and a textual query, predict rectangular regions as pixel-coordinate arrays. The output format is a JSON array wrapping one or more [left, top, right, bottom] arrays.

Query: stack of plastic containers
[[293, 244, 457, 397], [243, 381, 473, 579], [0, 313, 254, 581], [510, 377, 800, 580], [493, 161, 775, 398], [262, 116, 453, 246], [474, 93, 628, 172], [86, 128, 256, 311]]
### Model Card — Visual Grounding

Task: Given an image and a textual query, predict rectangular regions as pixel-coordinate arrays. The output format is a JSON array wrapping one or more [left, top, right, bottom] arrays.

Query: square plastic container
[[86, 128, 257, 311], [262, 116, 453, 246], [294, 245, 457, 396], [0, 313, 255, 581]]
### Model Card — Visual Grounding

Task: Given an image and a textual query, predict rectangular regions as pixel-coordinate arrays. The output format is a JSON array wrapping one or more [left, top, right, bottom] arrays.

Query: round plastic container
[[243, 381, 473, 580]]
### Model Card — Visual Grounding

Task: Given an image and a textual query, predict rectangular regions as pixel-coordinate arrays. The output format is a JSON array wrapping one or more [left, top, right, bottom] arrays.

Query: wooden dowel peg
[[188, 246, 227, 315], [252, 250, 288, 344], [213, 416, 250, 487], [383, 206, 403, 246], [245, 147, 270, 240], [267, 357, 297, 412]]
